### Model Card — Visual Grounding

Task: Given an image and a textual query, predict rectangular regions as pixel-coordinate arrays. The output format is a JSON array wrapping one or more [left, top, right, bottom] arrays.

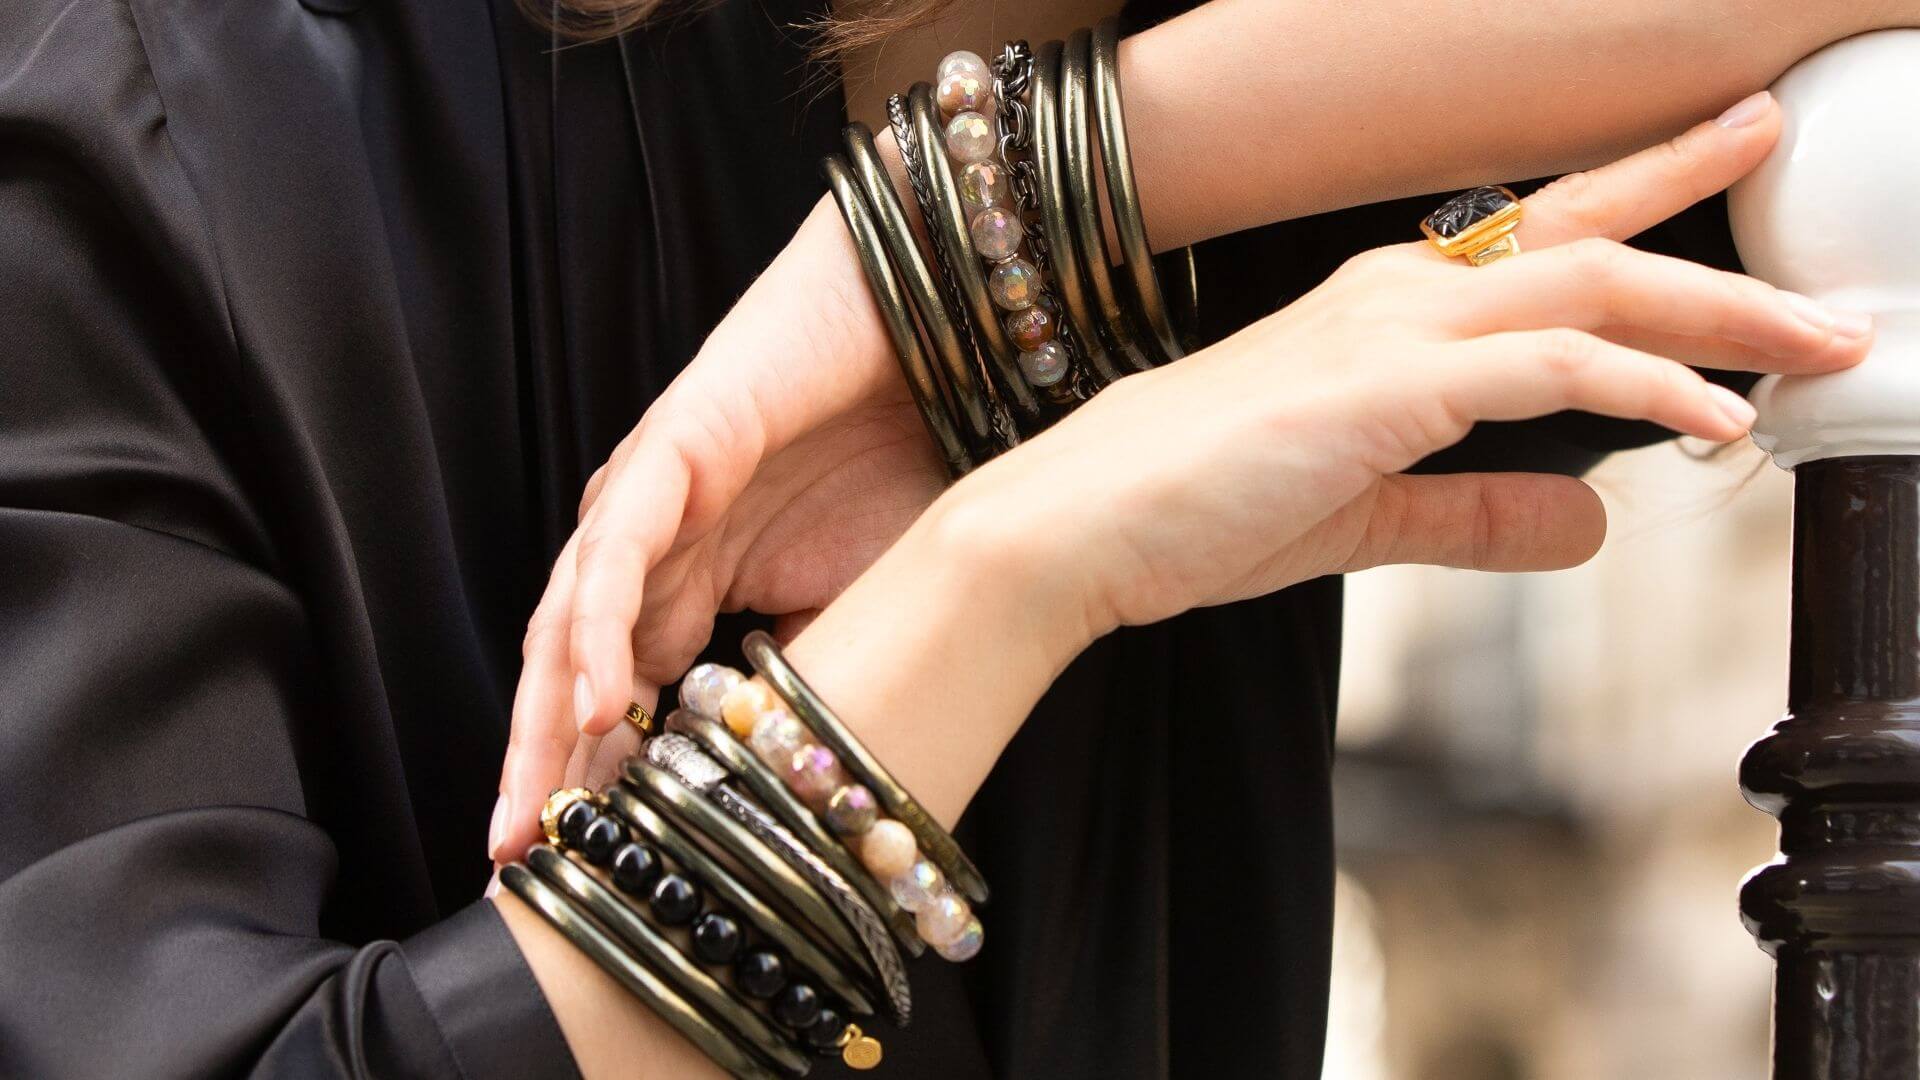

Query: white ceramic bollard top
[[1729, 29, 1920, 469]]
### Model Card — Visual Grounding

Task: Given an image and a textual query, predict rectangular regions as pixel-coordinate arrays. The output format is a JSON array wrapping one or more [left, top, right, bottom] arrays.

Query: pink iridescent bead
[[1005, 305, 1055, 351], [786, 744, 846, 806], [937, 50, 989, 84], [890, 858, 946, 912], [680, 663, 743, 719], [916, 891, 973, 947], [957, 160, 1011, 214], [825, 783, 879, 836], [988, 257, 1040, 310], [969, 207, 1022, 261], [934, 916, 984, 961], [937, 70, 994, 117], [858, 820, 918, 881], [1018, 341, 1070, 387], [719, 677, 780, 739], [944, 112, 997, 164], [749, 709, 808, 765]]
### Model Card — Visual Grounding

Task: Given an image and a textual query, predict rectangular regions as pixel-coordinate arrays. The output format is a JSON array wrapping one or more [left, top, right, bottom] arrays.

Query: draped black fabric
[[0, 0, 1749, 1076]]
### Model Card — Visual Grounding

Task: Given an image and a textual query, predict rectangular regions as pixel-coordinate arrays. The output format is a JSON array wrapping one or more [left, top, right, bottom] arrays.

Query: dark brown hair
[[527, 0, 952, 62]]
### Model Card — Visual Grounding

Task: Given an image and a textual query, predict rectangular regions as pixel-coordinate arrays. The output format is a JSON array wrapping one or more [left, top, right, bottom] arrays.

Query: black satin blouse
[[0, 0, 1748, 1076]]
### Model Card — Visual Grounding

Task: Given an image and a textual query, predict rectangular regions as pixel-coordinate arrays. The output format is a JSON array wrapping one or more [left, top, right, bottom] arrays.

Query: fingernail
[[1831, 309, 1874, 339], [484, 871, 501, 900], [573, 671, 596, 732], [1781, 291, 1833, 332], [487, 793, 511, 860], [1710, 384, 1758, 429], [1715, 90, 1772, 129]]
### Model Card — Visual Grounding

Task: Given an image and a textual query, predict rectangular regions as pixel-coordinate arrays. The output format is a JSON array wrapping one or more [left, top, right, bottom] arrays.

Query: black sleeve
[[0, 1, 571, 1076]]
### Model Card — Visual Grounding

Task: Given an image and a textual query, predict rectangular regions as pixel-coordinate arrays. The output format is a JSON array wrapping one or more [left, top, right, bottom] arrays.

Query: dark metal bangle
[[820, 153, 974, 477], [1029, 38, 1126, 386], [664, 709, 925, 958], [500, 863, 784, 1080], [1060, 28, 1156, 374], [842, 124, 1000, 460], [741, 630, 989, 905], [601, 782, 876, 1019], [1090, 17, 1195, 363], [527, 846, 813, 1078], [648, 733, 914, 1026], [624, 760, 873, 987]]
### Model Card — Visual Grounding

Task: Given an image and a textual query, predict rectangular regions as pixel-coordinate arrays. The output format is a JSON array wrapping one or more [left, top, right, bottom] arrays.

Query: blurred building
[[1329, 441, 1790, 1080]]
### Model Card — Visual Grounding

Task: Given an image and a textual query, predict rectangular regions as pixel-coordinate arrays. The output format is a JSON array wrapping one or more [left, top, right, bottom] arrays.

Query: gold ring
[[622, 700, 654, 736], [1422, 185, 1522, 266]]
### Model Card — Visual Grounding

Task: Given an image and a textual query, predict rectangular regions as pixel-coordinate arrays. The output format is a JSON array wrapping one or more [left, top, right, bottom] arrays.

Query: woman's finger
[[1429, 329, 1756, 446], [1517, 90, 1780, 249], [494, 534, 586, 865], [1456, 239, 1871, 368], [1338, 472, 1607, 575]]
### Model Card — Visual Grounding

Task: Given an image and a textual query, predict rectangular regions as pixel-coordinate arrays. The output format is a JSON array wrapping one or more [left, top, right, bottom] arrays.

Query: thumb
[[1339, 472, 1608, 574]]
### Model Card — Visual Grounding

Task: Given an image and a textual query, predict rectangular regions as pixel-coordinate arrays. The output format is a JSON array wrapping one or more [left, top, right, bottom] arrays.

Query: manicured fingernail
[[573, 671, 595, 732], [1782, 291, 1833, 332], [484, 871, 501, 900], [1831, 309, 1874, 339], [1715, 90, 1772, 129], [487, 793, 511, 860], [1710, 384, 1757, 429]]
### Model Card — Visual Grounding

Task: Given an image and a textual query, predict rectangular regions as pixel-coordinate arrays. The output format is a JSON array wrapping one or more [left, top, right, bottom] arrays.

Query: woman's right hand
[[936, 91, 1870, 643]]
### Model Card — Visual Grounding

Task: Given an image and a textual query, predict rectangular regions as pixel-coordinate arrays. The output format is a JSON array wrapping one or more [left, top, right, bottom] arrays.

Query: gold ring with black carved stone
[[1422, 185, 1523, 266]]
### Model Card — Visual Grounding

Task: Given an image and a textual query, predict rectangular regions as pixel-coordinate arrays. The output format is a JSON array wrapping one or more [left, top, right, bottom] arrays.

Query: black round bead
[[648, 873, 701, 926], [772, 982, 822, 1029], [734, 949, 787, 1000], [805, 1007, 847, 1051], [557, 800, 596, 848], [690, 912, 744, 964], [609, 842, 662, 895], [580, 815, 626, 865]]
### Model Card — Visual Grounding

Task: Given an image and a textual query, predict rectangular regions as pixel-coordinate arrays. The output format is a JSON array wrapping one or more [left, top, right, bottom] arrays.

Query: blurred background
[[1324, 438, 1788, 1080]]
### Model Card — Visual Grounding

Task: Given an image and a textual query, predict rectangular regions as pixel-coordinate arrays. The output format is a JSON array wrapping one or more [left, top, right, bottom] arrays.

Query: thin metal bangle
[[1060, 28, 1156, 374], [1029, 38, 1125, 386], [842, 124, 999, 460], [649, 733, 914, 1027], [500, 863, 783, 1080], [625, 760, 873, 983], [902, 85, 1046, 437], [528, 847, 812, 1078], [820, 153, 974, 478], [1090, 16, 1194, 363], [601, 782, 876, 1019], [665, 709, 925, 958], [741, 630, 989, 905]]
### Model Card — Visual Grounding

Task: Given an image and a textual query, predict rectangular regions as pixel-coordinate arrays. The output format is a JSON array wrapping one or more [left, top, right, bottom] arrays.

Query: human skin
[[495, 99, 1872, 1076]]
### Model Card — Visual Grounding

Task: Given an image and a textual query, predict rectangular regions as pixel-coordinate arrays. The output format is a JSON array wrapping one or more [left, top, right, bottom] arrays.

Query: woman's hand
[[947, 92, 1869, 641]]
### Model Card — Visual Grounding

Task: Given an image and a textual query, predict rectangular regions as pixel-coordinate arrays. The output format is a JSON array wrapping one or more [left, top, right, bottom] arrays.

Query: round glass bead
[[649, 873, 701, 926], [1018, 341, 1071, 387], [749, 709, 808, 766], [581, 814, 626, 866], [944, 111, 996, 164], [957, 160, 1010, 214], [610, 842, 662, 895], [937, 49, 989, 84], [680, 662, 743, 719], [969, 206, 1022, 261], [889, 858, 945, 912], [1006, 305, 1055, 351], [916, 891, 972, 946], [806, 1007, 848, 1050], [858, 819, 918, 882], [936, 70, 993, 117], [786, 744, 846, 806], [987, 257, 1040, 310], [719, 676, 780, 740], [934, 915, 985, 961], [735, 949, 787, 999], [824, 784, 879, 836], [691, 912, 745, 964], [557, 799, 596, 848], [773, 982, 824, 1029]]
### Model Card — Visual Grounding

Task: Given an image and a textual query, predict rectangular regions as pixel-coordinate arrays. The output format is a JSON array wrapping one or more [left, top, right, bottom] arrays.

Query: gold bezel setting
[[1421, 185, 1523, 264]]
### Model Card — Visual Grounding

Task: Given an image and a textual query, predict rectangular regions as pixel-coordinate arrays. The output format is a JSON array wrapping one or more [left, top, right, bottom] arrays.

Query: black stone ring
[[1421, 185, 1523, 266]]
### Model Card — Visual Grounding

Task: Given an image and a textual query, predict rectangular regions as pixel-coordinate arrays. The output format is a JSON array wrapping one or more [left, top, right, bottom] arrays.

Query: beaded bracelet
[[682, 644, 986, 960]]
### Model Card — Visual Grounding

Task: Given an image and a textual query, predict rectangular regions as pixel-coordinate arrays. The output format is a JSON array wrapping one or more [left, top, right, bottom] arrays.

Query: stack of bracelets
[[502, 631, 989, 1076], [826, 18, 1201, 478]]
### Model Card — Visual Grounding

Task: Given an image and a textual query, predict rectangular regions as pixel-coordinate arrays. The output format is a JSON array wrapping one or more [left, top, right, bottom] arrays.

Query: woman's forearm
[[1125, 0, 1885, 249]]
